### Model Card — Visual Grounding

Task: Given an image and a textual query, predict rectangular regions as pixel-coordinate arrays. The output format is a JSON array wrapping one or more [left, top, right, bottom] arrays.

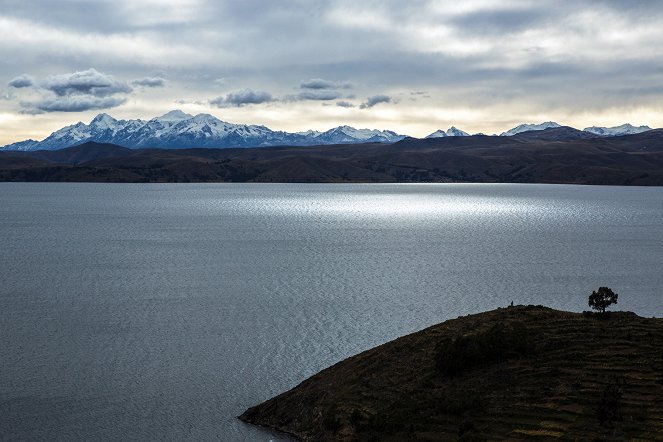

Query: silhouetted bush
[[435, 321, 533, 377]]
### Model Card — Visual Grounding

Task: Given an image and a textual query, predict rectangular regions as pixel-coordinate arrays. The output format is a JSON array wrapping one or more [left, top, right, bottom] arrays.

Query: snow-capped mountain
[[425, 130, 447, 138], [583, 124, 652, 137], [4, 112, 655, 152], [446, 127, 470, 137], [425, 126, 470, 138], [313, 126, 405, 144], [296, 130, 322, 137], [500, 122, 562, 137], [1, 111, 407, 151], [3, 139, 41, 150]]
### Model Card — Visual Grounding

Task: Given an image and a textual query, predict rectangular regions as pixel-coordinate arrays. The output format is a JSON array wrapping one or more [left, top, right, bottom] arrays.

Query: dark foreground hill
[[240, 306, 663, 441], [1, 128, 663, 184]]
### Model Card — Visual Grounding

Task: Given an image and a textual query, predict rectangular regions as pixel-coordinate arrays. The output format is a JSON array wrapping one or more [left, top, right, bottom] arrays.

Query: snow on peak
[[446, 126, 470, 137], [156, 110, 194, 122], [311, 125, 405, 143], [191, 113, 222, 123], [49, 121, 91, 142], [91, 113, 116, 123], [425, 130, 447, 138], [583, 123, 652, 137], [296, 130, 321, 137], [90, 113, 118, 130], [500, 121, 561, 137], [425, 127, 469, 138]]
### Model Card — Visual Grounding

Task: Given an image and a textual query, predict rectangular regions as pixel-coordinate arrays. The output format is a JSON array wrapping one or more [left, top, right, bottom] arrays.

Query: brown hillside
[[240, 306, 663, 441]]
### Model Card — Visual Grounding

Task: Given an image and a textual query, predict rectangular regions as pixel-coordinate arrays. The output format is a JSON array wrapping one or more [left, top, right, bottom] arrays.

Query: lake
[[1, 183, 662, 441]]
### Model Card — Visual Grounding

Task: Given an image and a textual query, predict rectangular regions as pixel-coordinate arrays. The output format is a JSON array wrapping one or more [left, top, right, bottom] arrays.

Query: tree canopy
[[589, 287, 618, 313]]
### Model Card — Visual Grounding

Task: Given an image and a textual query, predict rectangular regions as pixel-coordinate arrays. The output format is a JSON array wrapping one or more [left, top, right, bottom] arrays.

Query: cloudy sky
[[2, 0, 663, 144]]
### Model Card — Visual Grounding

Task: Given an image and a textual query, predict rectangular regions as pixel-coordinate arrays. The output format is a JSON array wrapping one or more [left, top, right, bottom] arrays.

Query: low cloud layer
[[294, 78, 353, 102], [210, 89, 274, 107], [16, 68, 133, 113], [132, 77, 166, 87], [336, 101, 354, 108], [297, 90, 343, 101], [8, 75, 34, 88], [43, 69, 131, 97], [27, 96, 127, 114], [360, 95, 391, 109], [300, 78, 352, 90]]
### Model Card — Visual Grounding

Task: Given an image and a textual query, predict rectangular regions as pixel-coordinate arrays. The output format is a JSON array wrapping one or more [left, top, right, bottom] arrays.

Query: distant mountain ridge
[[0, 111, 656, 151], [425, 126, 470, 138], [500, 121, 562, 136], [583, 123, 652, 136], [1, 111, 407, 152]]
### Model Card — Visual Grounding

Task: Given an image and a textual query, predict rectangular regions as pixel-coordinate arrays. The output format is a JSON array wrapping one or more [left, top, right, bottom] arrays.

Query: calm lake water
[[1, 183, 662, 441]]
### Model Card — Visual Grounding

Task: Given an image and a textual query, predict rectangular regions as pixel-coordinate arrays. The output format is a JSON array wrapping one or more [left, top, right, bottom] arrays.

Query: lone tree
[[588, 287, 618, 313]]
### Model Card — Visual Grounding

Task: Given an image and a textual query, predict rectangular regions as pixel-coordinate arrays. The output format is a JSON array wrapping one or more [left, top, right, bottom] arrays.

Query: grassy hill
[[240, 306, 663, 441]]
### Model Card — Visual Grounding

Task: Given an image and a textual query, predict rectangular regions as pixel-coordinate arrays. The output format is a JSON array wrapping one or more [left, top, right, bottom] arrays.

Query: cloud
[[8, 74, 34, 88], [42, 68, 132, 97], [132, 77, 166, 87], [360, 94, 391, 109], [210, 88, 274, 107], [300, 78, 353, 90], [294, 78, 353, 101], [26, 96, 128, 113], [297, 90, 343, 101], [175, 98, 205, 105], [336, 100, 355, 108], [18, 68, 132, 113], [3, 0, 663, 137]]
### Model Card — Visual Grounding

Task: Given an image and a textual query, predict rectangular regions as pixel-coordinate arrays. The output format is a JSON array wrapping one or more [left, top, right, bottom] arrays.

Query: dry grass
[[240, 306, 663, 441]]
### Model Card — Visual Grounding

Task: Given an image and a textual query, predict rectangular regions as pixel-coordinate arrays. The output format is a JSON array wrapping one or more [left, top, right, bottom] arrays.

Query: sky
[[2, 0, 663, 144]]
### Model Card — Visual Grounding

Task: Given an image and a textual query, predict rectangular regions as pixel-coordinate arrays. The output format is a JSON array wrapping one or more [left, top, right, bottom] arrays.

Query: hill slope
[[240, 306, 663, 441]]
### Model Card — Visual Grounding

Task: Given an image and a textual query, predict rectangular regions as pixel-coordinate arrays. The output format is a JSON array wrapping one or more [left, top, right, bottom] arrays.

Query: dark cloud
[[297, 90, 343, 101], [42, 69, 132, 97], [26, 96, 127, 113], [8, 74, 34, 88], [17, 68, 132, 113], [132, 77, 166, 87], [360, 95, 391, 109], [295, 78, 353, 101], [210, 89, 274, 107], [336, 101, 354, 108], [300, 78, 353, 90]]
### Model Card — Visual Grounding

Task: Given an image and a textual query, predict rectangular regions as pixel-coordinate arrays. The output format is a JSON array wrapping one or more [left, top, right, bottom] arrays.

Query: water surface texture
[[1, 183, 662, 441]]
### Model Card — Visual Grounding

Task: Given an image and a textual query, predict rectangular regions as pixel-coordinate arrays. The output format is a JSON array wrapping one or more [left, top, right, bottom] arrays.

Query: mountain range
[[0, 110, 655, 151], [1, 110, 407, 152], [2, 126, 662, 185]]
